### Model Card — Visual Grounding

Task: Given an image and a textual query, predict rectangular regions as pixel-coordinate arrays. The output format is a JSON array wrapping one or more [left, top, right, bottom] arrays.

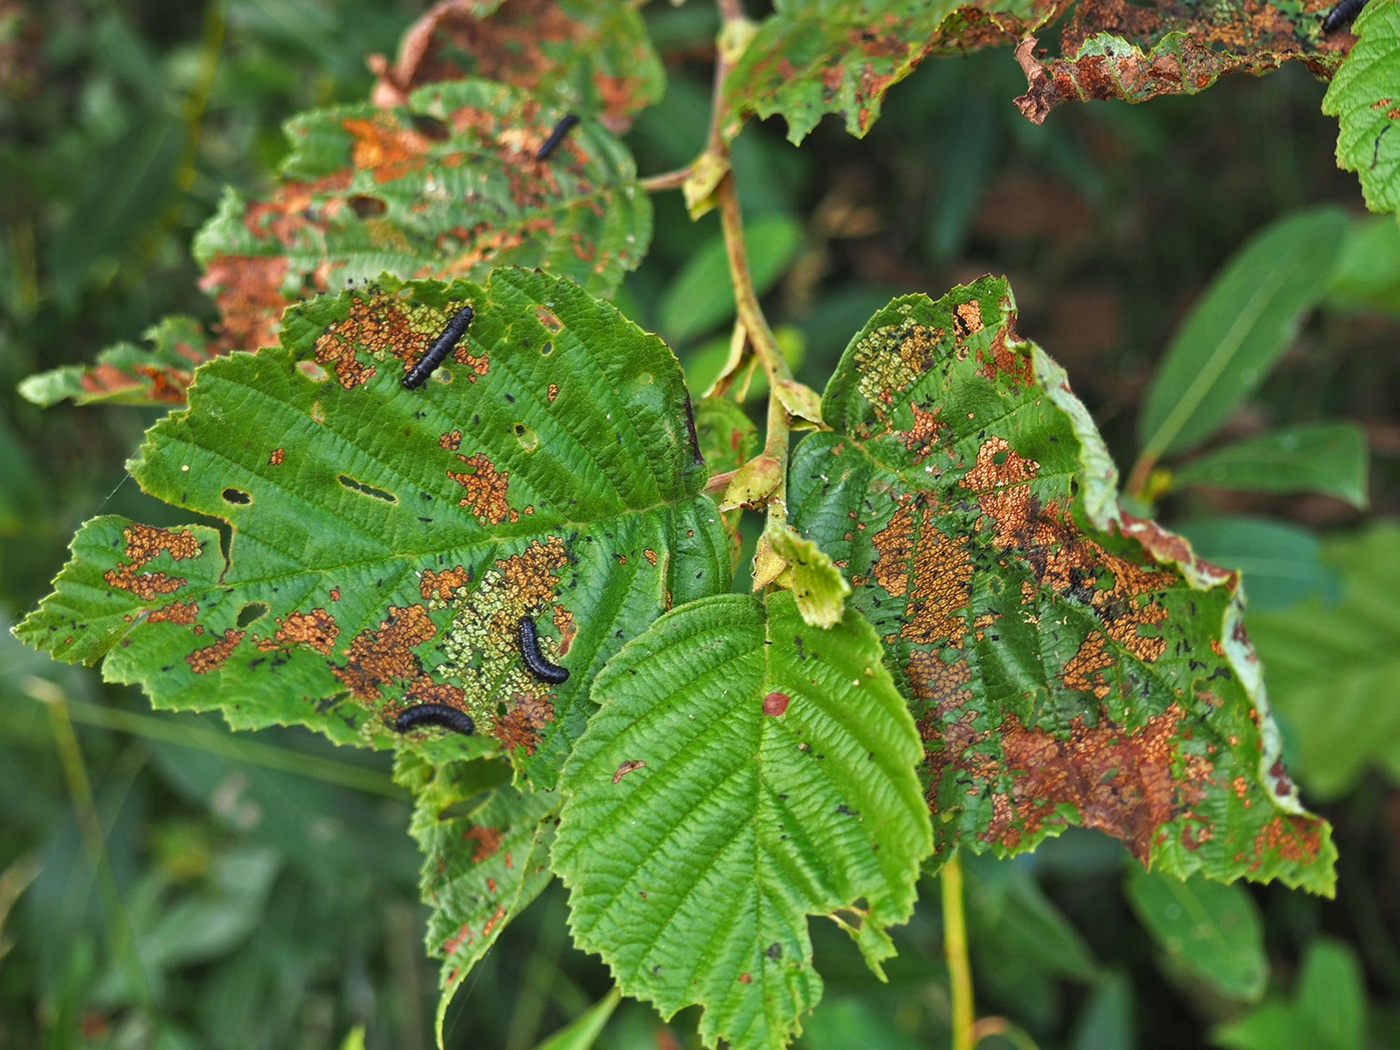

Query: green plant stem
[[942, 855, 975, 1050], [39, 686, 156, 1013], [26, 682, 404, 798]]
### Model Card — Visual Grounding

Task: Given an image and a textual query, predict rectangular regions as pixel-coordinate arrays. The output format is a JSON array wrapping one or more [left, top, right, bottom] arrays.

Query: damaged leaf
[[395, 751, 557, 1041], [553, 591, 931, 1050], [368, 0, 664, 123], [720, 0, 963, 144], [1012, 0, 1351, 124], [28, 78, 653, 408], [18, 315, 218, 408], [789, 277, 1336, 894], [15, 268, 728, 789]]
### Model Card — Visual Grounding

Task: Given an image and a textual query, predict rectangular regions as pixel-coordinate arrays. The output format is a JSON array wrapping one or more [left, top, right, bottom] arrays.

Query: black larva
[[517, 615, 570, 684], [394, 703, 475, 736], [1322, 0, 1368, 32], [535, 114, 580, 161], [403, 305, 474, 389]]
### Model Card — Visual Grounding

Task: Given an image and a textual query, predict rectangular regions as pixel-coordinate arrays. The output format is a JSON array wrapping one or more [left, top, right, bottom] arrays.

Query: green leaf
[[1174, 517, 1341, 611], [1173, 423, 1369, 509], [1210, 939, 1367, 1050], [657, 214, 802, 346], [967, 860, 1101, 985], [793, 277, 1335, 892], [395, 753, 557, 1042], [1069, 973, 1134, 1050], [552, 591, 932, 1050], [1137, 208, 1349, 462], [532, 988, 623, 1050], [36, 59, 660, 408], [1296, 940, 1366, 1050], [1327, 215, 1400, 315], [1212, 1002, 1314, 1050], [720, 0, 963, 144], [1323, 0, 1400, 217], [15, 269, 729, 791], [694, 397, 759, 479], [1125, 867, 1267, 1001], [1246, 522, 1400, 799]]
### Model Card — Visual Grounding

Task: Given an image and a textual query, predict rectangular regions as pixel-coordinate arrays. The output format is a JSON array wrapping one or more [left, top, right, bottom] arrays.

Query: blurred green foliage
[[3, 1, 1399, 1048]]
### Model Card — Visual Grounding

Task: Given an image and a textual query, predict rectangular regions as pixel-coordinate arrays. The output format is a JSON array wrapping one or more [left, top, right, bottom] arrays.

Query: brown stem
[[638, 167, 692, 193]]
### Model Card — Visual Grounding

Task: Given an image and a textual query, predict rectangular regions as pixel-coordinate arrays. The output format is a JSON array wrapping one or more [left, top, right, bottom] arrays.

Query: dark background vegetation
[[1, 1, 1396, 1047]]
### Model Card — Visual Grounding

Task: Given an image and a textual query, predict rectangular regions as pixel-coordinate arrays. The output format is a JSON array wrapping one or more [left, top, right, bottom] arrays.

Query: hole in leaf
[[513, 423, 538, 451], [236, 602, 269, 627], [338, 475, 398, 504], [408, 113, 450, 141], [297, 361, 327, 382], [992, 448, 1009, 466], [222, 488, 252, 505], [535, 305, 563, 332], [348, 195, 387, 218], [539, 341, 553, 357]]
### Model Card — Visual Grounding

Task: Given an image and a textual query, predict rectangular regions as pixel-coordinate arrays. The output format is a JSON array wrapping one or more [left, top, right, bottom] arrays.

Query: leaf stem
[[638, 168, 691, 193], [718, 173, 792, 523], [942, 854, 975, 1050]]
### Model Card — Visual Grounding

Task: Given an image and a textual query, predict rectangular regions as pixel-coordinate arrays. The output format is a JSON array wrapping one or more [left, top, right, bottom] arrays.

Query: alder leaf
[[720, 0, 963, 144], [1323, 0, 1400, 216], [790, 277, 1336, 894], [395, 752, 557, 1041], [1012, 0, 1351, 125], [15, 268, 729, 789], [367, 0, 664, 123], [553, 591, 932, 1050], [27, 78, 652, 407], [17, 316, 216, 408]]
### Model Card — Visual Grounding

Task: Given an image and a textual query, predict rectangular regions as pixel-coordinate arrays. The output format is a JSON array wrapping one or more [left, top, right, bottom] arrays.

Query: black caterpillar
[[517, 615, 570, 684], [535, 115, 580, 161], [403, 305, 474, 389], [393, 703, 475, 736], [1322, 0, 1368, 32]]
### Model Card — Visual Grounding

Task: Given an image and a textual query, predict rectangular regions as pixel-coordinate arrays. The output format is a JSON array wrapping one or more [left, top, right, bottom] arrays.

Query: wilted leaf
[[1323, 0, 1400, 216], [553, 591, 932, 1050], [790, 277, 1335, 893], [15, 268, 727, 789]]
